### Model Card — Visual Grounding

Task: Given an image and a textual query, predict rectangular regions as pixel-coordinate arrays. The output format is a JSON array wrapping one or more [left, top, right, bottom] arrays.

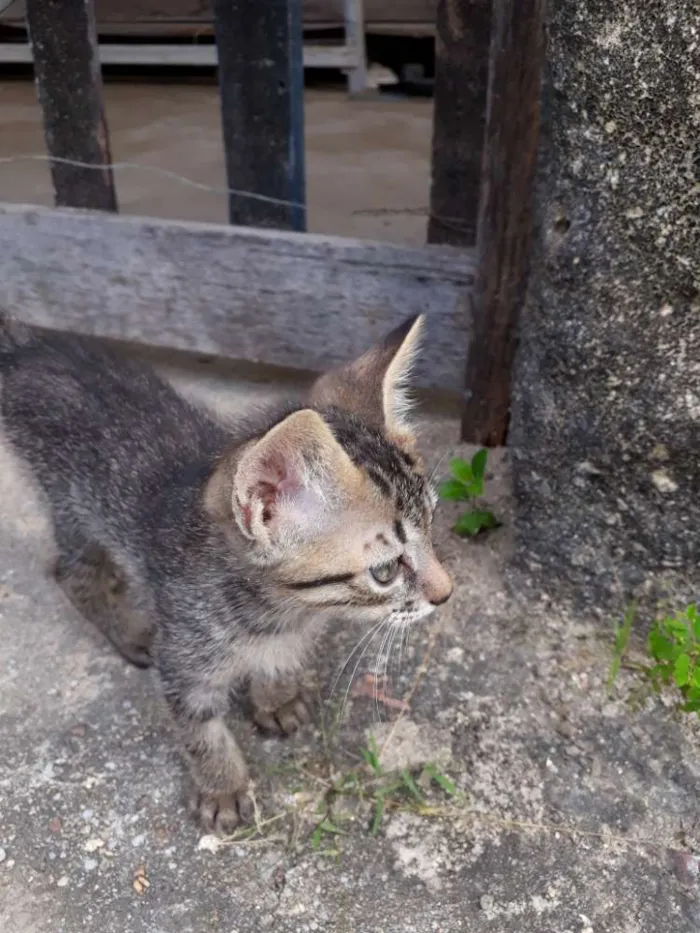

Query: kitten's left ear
[[204, 409, 362, 551], [309, 315, 424, 445]]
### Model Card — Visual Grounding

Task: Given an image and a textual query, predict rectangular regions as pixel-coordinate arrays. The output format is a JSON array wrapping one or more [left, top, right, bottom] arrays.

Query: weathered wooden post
[[25, 0, 117, 211], [509, 1, 700, 606], [428, 0, 491, 249], [458, 0, 546, 445], [212, 0, 306, 232]]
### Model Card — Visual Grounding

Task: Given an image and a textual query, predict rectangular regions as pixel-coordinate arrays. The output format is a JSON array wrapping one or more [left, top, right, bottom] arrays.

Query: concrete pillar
[[509, 2, 700, 607]]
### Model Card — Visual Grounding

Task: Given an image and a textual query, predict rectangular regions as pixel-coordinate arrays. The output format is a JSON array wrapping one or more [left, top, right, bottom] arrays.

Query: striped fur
[[0, 311, 452, 834]]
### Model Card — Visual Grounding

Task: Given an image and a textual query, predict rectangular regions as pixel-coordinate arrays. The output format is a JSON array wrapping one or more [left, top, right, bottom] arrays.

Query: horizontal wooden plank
[[0, 41, 359, 68], [0, 204, 474, 391]]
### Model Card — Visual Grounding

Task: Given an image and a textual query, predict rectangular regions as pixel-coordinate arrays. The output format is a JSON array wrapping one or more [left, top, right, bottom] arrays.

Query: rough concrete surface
[[1, 358, 699, 933], [510, 1, 700, 608]]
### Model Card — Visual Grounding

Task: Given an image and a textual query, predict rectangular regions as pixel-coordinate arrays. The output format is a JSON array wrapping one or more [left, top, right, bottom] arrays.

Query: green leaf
[[471, 449, 488, 482], [674, 653, 691, 688], [370, 797, 384, 836], [647, 662, 668, 684], [682, 686, 700, 706], [648, 628, 677, 663], [663, 617, 691, 644], [467, 477, 484, 498], [361, 744, 383, 777], [690, 666, 700, 689], [609, 605, 636, 690], [449, 458, 474, 485], [658, 664, 673, 685], [312, 818, 346, 850], [438, 479, 471, 502], [454, 510, 499, 537], [689, 605, 700, 641], [608, 655, 621, 688], [423, 764, 457, 797], [400, 768, 425, 804], [617, 604, 636, 652]]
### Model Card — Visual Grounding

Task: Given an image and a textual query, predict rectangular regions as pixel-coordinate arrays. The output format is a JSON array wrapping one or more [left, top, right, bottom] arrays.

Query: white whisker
[[373, 621, 393, 723], [337, 618, 386, 725], [400, 620, 412, 679], [384, 622, 399, 706], [428, 449, 450, 486], [330, 617, 385, 699], [392, 620, 406, 684]]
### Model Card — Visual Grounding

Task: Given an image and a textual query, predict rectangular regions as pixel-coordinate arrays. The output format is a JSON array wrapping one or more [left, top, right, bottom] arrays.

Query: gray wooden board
[[0, 204, 475, 391]]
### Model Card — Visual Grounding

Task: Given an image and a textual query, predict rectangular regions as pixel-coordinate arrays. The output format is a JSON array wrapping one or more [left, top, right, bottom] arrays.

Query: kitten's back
[[0, 323, 227, 529]]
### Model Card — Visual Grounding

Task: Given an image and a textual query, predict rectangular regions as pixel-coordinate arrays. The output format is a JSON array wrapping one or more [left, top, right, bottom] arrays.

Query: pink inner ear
[[254, 451, 303, 525]]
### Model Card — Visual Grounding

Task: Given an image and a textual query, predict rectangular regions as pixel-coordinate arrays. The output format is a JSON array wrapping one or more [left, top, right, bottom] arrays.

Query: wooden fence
[[0, 0, 546, 444]]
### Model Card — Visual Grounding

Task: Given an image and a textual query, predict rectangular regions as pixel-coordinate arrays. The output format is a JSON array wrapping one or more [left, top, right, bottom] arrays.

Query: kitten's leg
[[162, 681, 254, 835], [250, 674, 313, 735], [53, 528, 153, 668]]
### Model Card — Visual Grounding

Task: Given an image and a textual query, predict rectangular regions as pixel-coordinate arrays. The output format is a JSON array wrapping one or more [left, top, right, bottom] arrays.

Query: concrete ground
[[1, 77, 700, 933], [0, 77, 432, 245], [1, 354, 699, 933]]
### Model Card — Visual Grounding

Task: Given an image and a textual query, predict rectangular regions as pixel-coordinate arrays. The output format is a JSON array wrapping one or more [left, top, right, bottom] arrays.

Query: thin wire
[[0, 153, 306, 210], [0, 152, 474, 234]]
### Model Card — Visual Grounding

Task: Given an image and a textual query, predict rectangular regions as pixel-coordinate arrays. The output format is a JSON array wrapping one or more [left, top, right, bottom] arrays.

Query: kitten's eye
[[370, 559, 401, 585]]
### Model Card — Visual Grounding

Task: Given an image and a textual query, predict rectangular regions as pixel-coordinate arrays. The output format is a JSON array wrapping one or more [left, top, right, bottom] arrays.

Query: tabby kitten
[[0, 312, 452, 834]]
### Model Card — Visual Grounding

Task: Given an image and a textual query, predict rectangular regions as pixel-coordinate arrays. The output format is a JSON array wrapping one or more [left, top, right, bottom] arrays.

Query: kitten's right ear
[[205, 409, 361, 550]]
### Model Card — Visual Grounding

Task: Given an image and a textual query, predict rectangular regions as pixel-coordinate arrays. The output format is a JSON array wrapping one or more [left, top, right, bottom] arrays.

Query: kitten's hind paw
[[191, 787, 254, 836]]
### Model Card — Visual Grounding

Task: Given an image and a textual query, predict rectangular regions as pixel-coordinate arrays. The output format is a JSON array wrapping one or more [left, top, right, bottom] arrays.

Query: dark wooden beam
[[25, 0, 117, 212], [212, 0, 306, 231], [428, 0, 491, 247], [461, 0, 547, 445]]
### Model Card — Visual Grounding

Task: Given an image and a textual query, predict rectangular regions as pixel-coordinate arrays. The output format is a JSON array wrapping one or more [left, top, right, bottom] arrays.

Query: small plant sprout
[[646, 604, 700, 714], [311, 817, 345, 853], [309, 738, 464, 850], [216, 739, 464, 855], [608, 601, 636, 690], [609, 603, 700, 717], [439, 449, 498, 537]]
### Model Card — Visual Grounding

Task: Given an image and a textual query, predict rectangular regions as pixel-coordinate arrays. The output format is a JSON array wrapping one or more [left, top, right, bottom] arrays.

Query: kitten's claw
[[191, 787, 254, 836]]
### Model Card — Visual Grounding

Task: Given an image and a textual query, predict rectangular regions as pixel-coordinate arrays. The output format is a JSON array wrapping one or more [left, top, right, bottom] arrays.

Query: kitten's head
[[206, 315, 452, 628]]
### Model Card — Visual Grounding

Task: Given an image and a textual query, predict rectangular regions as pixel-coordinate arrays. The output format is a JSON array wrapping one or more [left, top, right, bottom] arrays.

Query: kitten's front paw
[[251, 676, 313, 735], [253, 692, 312, 735], [191, 786, 254, 836]]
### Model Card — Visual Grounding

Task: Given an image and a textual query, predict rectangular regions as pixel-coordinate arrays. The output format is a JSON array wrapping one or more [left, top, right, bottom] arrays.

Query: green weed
[[310, 736, 464, 852], [608, 601, 636, 690], [646, 604, 700, 713], [609, 603, 700, 716], [439, 450, 498, 537]]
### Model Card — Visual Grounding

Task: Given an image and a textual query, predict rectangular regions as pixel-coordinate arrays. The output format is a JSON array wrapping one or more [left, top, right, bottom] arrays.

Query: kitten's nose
[[422, 553, 453, 606]]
